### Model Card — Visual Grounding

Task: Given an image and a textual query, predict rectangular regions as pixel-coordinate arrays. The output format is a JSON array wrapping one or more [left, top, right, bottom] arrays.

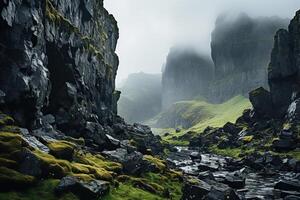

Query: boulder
[[205, 182, 240, 200], [223, 122, 242, 135], [274, 180, 300, 192], [272, 138, 297, 151], [102, 148, 145, 175], [190, 152, 202, 161], [20, 129, 50, 153], [222, 173, 245, 189], [181, 179, 211, 200], [56, 176, 110, 199], [249, 87, 273, 117]]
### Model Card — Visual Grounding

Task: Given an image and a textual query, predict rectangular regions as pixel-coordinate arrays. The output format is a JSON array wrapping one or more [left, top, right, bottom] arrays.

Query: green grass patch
[[152, 96, 251, 145], [103, 183, 165, 200]]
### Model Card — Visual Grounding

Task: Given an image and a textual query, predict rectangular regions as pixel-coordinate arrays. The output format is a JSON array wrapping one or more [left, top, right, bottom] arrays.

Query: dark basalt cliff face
[[251, 9, 300, 119], [210, 14, 289, 103], [162, 48, 213, 109], [0, 0, 119, 132]]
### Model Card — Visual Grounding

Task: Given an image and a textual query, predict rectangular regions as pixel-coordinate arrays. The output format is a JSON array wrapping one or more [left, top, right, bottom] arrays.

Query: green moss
[[0, 179, 79, 200], [0, 131, 26, 154], [241, 135, 254, 143], [143, 172, 183, 200], [143, 155, 166, 172], [74, 152, 122, 172], [209, 145, 256, 158], [0, 115, 14, 126], [47, 141, 76, 160], [0, 167, 35, 187], [103, 183, 165, 200], [209, 145, 242, 158], [45, 0, 79, 34]]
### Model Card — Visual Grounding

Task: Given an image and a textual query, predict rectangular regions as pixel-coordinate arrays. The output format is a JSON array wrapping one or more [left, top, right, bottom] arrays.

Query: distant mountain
[[118, 72, 162, 123], [210, 13, 289, 102], [162, 48, 214, 109]]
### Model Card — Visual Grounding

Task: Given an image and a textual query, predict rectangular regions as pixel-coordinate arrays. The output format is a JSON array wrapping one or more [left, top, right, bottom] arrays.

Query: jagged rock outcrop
[[250, 10, 300, 119], [118, 72, 162, 123], [210, 13, 289, 103], [0, 0, 119, 133], [162, 47, 213, 109]]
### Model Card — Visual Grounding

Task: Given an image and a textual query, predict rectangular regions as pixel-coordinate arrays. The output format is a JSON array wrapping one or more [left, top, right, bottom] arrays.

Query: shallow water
[[168, 147, 299, 200]]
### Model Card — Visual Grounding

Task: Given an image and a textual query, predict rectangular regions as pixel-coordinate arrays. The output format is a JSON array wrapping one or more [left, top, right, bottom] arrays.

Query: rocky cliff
[[0, 0, 119, 134], [210, 13, 289, 103], [0, 1, 177, 199], [162, 47, 213, 109], [118, 72, 162, 123], [251, 10, 300, 119]]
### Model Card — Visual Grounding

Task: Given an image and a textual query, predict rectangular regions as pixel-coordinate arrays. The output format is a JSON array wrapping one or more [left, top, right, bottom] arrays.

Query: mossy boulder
[[48, 141, 76, 160]]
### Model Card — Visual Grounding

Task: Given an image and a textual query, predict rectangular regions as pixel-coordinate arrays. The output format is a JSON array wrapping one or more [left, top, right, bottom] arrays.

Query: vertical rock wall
[[0, 0, 119, 132]]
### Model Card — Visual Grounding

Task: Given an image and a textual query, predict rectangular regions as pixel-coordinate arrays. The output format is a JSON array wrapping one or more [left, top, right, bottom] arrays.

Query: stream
[[167, 147, 300, 200]]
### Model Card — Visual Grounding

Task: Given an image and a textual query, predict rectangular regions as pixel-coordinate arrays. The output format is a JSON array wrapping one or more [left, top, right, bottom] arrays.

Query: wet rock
[[190, 152, 201, 161], [105, 134, 120, 149], [20, 128, 50, 153], [102, 148, 145, 175], [205, 181, 240, 200], [181, 179, 211, 200], [285, 195, 300, 200], [274, 180, 300, 192], [56, 176, 109, 199], [222, 173, 245, 189], [198, 171, 215, 181]]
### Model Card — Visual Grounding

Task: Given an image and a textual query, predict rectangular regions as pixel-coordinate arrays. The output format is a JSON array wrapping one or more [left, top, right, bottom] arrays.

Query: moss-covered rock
[[0, 167, 35, 189], [48, 141, 76, 161]]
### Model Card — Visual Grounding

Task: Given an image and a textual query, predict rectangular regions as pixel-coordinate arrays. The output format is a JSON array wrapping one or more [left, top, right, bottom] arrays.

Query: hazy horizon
[[104, 0, 300, 85]]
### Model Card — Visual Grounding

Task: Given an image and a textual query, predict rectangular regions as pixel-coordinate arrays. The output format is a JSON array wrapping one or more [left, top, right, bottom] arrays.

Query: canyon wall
[[0, 0, 119, 134], [210, 13, 289, 103]]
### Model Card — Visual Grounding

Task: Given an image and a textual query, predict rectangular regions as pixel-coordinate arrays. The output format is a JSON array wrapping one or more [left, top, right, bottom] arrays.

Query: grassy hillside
[[150, 95, 251, 145]]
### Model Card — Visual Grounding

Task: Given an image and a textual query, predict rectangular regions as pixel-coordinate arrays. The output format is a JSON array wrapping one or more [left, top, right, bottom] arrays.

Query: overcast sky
[[104, 0, 300, 84]]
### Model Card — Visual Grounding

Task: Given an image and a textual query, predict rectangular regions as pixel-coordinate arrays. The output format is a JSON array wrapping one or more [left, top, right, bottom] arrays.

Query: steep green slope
[[151, 95, 251, 145]]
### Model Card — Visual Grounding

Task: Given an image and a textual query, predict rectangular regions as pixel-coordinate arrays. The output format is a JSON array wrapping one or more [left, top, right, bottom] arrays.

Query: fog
[[104, 0, 300, 84]]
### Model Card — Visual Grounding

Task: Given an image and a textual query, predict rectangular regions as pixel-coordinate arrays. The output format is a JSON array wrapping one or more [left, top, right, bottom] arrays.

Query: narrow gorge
[[0, 1, 299, 200]]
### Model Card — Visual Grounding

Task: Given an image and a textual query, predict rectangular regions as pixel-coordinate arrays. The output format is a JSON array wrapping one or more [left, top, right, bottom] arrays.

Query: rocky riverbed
[[168, 147, 300, 200]]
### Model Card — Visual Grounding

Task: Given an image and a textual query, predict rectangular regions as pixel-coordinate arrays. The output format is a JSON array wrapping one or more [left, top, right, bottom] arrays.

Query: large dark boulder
[[102, 148, 145, 175], [181, 179, 211, 200], [249, 87, 273, 117]]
